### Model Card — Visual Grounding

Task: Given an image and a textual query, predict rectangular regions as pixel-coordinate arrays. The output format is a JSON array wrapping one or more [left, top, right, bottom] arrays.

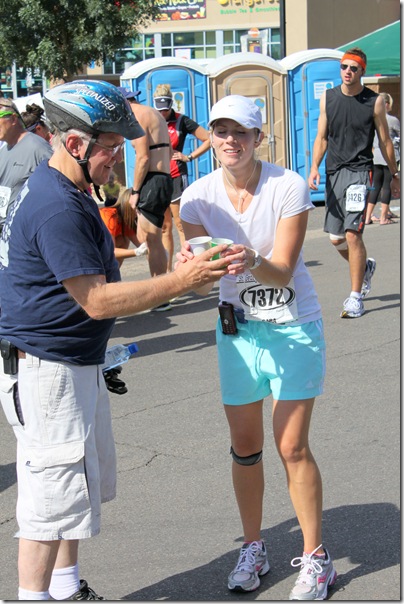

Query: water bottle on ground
[[102, 342, 138, 373]]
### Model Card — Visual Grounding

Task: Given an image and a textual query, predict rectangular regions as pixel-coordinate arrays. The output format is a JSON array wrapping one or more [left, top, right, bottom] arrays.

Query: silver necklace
[[223, 160, 258, 213]]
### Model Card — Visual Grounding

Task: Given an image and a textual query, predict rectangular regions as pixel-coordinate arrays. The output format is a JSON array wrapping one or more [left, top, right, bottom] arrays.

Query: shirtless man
[[118, 88, 173, 310]]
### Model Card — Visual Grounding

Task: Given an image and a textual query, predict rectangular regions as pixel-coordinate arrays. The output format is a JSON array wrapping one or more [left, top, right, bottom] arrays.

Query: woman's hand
[[222, 245, 257, 276], [176, 242, 258, 275], [175, 240, 233, 270], [172, 151, 187, 162], [175, 240, 193, 267]]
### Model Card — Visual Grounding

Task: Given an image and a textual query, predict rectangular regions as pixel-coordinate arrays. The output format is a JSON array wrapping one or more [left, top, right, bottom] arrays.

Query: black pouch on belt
[[0, 339, 18, 375]]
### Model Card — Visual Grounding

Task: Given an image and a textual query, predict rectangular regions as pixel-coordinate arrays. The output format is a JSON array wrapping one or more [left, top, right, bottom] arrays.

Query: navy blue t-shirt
[[0, 160, 120, 365]]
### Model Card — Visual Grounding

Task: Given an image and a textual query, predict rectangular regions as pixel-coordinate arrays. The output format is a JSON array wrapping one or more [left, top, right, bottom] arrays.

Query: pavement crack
[[117, 451, 167, 473], [112, 390, 217, 420], [0, 516, 15, 526], [115, 442, 189, 474], [328, 336, 399, 360]]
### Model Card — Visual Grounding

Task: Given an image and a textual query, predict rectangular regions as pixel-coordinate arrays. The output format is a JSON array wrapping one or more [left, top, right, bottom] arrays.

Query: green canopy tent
[[338, 21, 400, 76]]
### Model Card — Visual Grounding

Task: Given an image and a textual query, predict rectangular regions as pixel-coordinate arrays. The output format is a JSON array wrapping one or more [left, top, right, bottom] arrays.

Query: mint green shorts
[[216, 317, 326, 405]]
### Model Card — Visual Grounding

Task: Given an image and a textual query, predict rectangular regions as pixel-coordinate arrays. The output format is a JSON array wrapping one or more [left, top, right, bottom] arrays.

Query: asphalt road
[[0, 200, 400, 602]]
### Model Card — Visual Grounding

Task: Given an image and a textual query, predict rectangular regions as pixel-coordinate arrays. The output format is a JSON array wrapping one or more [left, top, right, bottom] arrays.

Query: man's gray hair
[[50, 128, 90, 151]]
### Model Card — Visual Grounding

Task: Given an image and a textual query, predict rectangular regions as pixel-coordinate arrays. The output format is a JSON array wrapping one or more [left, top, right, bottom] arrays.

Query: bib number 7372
[[245, 286, 286, 308], [236, 275, 298, 324]]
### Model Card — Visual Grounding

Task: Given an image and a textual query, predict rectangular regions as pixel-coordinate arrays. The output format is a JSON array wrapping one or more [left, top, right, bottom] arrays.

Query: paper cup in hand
[[188, 236, 212, 256], [211, 238, 233, 261]]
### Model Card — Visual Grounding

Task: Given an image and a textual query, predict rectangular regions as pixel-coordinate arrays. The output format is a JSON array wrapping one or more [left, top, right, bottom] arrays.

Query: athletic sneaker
[[68, 580, 105, 600], [228, 540, 270, 592], [152, 302, 172, 312], [289, 545, 337, 600], [361, 257, 376, 298], [340, 296, 364, 318]]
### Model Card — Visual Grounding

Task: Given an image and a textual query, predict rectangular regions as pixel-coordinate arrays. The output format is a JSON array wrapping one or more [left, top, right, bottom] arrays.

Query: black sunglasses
[[340, 64, 360, 73]]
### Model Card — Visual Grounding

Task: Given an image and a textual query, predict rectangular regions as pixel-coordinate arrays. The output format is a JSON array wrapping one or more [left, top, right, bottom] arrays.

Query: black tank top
[[325, 85, 378, 173]]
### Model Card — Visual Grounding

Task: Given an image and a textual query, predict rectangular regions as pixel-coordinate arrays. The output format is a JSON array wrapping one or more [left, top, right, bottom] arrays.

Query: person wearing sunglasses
[[308, 47, 400, 319], [0, 98, 52, 234]]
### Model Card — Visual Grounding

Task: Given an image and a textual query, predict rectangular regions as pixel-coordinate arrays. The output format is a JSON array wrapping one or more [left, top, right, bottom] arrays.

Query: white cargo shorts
[[0, 353, 116, 541]]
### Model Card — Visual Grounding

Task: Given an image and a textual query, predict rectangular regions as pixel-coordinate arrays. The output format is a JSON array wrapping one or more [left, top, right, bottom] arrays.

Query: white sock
[[49, 563, 80, 600], [18, 587, 50, 600], [350, 291, 362, 299]]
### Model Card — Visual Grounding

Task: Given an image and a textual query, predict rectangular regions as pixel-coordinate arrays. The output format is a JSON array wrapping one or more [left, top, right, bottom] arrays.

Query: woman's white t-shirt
[[180, 162, 322, 325]]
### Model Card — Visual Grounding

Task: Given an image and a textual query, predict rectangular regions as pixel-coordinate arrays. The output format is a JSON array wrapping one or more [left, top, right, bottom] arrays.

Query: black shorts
[[171, 174, 189, 203], [137, 172, 173, 228]]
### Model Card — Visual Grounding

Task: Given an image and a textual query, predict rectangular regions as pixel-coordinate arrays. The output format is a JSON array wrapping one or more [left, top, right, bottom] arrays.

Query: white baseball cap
[[208, 95, 262, 130]]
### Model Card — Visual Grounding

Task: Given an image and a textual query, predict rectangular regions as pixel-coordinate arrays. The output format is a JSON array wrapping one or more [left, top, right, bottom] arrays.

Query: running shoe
[[361, 258, 376, 298], [289, 545, 337, 600], [228, 540, 270, 592], [340, 296, 364, 318], [152, 302, 172, 312], [68, 580, 105, 600]]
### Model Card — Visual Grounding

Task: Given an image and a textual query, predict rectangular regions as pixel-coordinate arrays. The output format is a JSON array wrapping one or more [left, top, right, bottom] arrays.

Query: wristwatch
[[187, 154, 193, 162], [131, 189, 140, 195], [391, 172, 400, 178], [250, 249, 263, 270]]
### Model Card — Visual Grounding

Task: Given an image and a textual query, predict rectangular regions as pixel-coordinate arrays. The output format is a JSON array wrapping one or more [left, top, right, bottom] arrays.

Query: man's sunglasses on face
[[340, 64, 360, 73]]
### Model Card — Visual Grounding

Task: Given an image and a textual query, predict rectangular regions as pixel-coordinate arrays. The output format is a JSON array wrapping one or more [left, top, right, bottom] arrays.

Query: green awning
[[338, 21, 400, 76]]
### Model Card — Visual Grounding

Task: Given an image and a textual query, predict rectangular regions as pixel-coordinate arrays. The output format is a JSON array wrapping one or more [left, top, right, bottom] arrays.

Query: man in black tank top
[[308, 47, 400, 319]]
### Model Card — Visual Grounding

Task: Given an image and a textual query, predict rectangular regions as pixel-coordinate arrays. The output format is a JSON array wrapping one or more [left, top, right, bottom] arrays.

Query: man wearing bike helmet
[[0, 80, 231, 601]]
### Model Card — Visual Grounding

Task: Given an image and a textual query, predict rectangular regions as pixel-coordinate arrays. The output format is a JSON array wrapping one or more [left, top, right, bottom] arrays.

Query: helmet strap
[[92, 184, 104, 202], [75, 135, 105, 202], [76, 134, 97, 184]]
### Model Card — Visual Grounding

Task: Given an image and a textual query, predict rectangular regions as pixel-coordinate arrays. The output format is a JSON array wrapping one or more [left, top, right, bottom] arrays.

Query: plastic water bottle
[[102, 342, 138, 373]]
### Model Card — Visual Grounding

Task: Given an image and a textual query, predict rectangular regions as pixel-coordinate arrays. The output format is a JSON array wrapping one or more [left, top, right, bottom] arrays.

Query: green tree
[[0, 0, 159, 80]]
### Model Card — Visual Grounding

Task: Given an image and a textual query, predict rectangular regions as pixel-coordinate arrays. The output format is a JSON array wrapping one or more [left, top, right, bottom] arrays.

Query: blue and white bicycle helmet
[[43, 80, 144, 195], [43, 79, 143, 139]]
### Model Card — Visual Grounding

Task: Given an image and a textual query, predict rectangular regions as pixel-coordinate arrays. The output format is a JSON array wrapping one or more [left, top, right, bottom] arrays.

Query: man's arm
[[308, 91, 329, 190], [62, 245, 231, 320], [373, 94, 400, 198]]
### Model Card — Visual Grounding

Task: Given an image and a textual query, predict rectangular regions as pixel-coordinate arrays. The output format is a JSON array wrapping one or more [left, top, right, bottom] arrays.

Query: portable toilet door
[[206, 53, 288, 167], [120, 58, 211, 189], [280, 49, 343, 203]]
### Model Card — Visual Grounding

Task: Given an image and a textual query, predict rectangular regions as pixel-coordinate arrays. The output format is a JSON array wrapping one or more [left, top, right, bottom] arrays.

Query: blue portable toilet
[[120, 58, 211, 188], [280, 49, 343, 203]]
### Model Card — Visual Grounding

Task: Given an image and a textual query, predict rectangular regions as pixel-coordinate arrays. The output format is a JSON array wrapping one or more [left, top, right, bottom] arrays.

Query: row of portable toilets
[[120, 49, 344, 203]]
